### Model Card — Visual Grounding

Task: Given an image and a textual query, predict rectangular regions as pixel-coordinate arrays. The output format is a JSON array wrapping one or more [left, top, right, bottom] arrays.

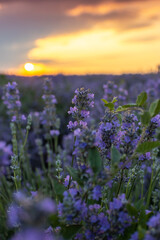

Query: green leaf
[[61, 225, 82, 240], [104, 102, 114, 111], [138, 208, 153, 231], [126, 203, 138, 218], [101, 99, 108, 104], [139, 207, 148, 229], [136, 141, 160, 154], [116, 106, 123, 112], [49, 214, 60, 228], [101, 97, 117, 105], [88, 147, 102, 174], [112, 97, 117, 103], [101, 98, 114, 110], [111, 145, 121, 166], [136, 92, 147, 107], [119, 224, 137, 240], [121, 104, 137, 108], [141, 111, 151, 126], [134, 199, 145, 210], [149, 99, 160, 117], [67, 167, 83, 186], [116, 104, 137, 112], [52, 179, 66, 201], [146, 211, 153, 222], [138, 226, 146, 240]]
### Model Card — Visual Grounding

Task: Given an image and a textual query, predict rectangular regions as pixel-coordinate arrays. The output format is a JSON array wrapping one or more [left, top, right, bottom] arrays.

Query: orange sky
[[1, 0, 160, 75]]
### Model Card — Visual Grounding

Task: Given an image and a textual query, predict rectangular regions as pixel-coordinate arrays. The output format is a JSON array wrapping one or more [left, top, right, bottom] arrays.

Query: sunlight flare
[[24, 63, 34, 72]]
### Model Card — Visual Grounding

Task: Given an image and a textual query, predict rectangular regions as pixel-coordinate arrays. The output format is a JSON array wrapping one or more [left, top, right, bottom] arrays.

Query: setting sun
[[24, 63, 34, 72]]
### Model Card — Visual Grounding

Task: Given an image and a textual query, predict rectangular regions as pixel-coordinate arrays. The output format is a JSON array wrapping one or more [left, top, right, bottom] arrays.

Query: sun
[[24, 63, 34, 71]]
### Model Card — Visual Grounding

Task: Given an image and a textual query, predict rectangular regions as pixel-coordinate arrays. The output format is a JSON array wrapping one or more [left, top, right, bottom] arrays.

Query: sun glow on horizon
[[2, 0, 160, 76], [24, 63, 34, 72], [10, 0, 160, 76], [24, 25, 160, 75]]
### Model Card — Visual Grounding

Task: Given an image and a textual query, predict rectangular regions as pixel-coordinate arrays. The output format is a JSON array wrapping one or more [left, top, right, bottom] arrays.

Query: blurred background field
[[0, 72, 160, 170], [1, 72, 160, 140]]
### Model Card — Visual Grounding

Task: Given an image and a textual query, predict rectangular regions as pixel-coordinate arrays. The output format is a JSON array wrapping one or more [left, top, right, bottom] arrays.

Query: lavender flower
[[73, 128, 98, 164], [0, 141, 12, 174], [107, 194, 133, 238], [67, 87, 94, 130], [92, 185, 102, 201], [129, 232, 138, 240], [8, 191, 56, 228], [41, 78, 60, 139], [103, 81, 128, 106], [103, 81, 118, 102], [145, 114, 160, 140], [2, 81, 26, 123], [116, 113, 140, 158], [76, 204, 110, 239], [58, 188, 87, 224], [97, 111, 120, 160], [144, 213, 160, 240], [11, 228, 57, 240]]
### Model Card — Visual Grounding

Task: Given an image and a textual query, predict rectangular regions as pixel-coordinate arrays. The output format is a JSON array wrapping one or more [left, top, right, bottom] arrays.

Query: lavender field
[[1, 74, 160, 240]]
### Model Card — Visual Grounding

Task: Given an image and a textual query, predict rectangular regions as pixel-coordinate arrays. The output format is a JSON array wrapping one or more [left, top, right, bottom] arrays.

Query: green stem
[[146, 168, 160, 208], [116, 169, 124, 197], [48, 175, 58, 203], [116, 107, 144, 113], [127, 177, 136, 200], [126, 177, 131, 197], [68, 136, 76, 189], [23, 129, 29, 149], [141, 182, 144, 199], [40, 153, 46, 173], [17, 122, 24, 142], [13, 171, 18, 191], [54, 136, 58, 153]]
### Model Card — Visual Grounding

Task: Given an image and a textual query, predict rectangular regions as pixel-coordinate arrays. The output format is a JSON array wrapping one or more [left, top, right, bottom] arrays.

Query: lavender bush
[[0, 76, 160, 239]]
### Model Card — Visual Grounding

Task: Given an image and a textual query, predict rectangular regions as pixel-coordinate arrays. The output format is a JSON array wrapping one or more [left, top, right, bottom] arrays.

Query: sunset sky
[[1, 0, 160, 75]]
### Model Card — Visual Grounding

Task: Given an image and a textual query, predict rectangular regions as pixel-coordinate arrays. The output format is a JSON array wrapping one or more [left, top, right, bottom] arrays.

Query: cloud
[[79, 9, 138, 22], [18, 22, 159, 75], [31, 59, 59, 64], [0, 0, 160, 73], [0, 0, 157, 3], [125, 35, 159, 43]]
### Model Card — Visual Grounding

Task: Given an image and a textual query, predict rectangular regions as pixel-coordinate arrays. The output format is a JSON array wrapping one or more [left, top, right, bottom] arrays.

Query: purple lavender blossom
[[145, 114, 160, 139], [129, 232, 138, 240], [11, 228, 56, 240], [144, 235, 156, 240], [0, 141, 12, 170], [2, 81, 26, 123], [58, 188, 87, 224], [107, 194, 132, 238], [67, 87, 94, 130], [50, 130, 60, 137], [145, 212, 160, 239], [38, 198, 56, 213], [80, 204, 110, 239], [72, 128, 98, 164], [8, 191, 56, 229], [41, 78, 60, 139], [92, 185, 102, 201], [97, 111, 120, 159], [7, 204, 21, 227], [103, 81, 128, 106]]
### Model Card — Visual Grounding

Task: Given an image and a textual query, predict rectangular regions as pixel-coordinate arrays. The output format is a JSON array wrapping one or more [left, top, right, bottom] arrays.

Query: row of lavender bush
[[0, 75, 160, 239]]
